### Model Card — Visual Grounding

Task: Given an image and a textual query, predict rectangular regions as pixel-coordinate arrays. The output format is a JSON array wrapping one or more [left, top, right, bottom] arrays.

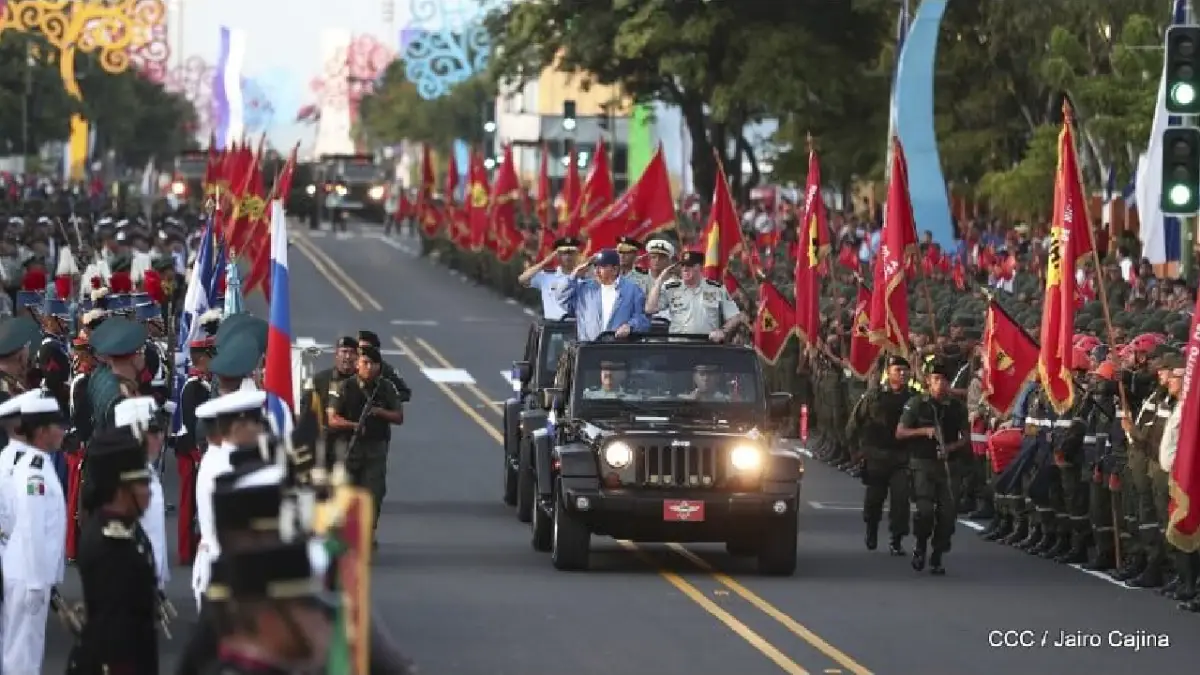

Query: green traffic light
[[1168, 183, 1194, 207], [1172, 82, 1197, 107]]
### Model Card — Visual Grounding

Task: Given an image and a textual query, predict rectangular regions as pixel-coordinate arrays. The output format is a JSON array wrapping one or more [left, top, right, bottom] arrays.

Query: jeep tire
[[756, 510, 798, 576], [516, 438, 535, 523], [551, 478, 590, 571]]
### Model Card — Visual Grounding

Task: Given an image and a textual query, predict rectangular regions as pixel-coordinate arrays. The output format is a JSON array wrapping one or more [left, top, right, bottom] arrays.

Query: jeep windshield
[[539, 325, 573, 386], [573, 345, 763, 416]]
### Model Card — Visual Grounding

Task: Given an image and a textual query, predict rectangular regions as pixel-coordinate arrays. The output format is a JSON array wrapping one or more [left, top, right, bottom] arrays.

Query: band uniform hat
[[0, 390, 40, 421], [194, 389, 266, 423], [594, 249, 620, 267], [89, 317, 148, 358], [680, 250, 705, 267], [214, 312, 255, 344], [109, 253, 133, 274], [86, 427, 152, 487], [210, 333, 265, 379], [216, 315, 268, 354], [616, 236, 642, 253], [886, 355, 911, 369], [222, 541, 323, 601], [554, 237, 582, 252], [212, 472, 281, 534], [360, 344, 382, 364], [336, 336, 358, 350], [20, 392, 64, 427], [646, 238, 676, 257], [0, 316, 40, 356]]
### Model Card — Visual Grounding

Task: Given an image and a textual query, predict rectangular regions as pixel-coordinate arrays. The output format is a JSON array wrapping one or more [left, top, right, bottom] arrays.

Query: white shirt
[[1160, 402, 1182, 473], [191, 441, 234, 603], [0, 439, 29, 555], [141, 463, 170, 589], [2, 448, 66, 587], [1119, 258, 1134, 282], [528, 269, 571, 320], [599, 281, 618, 329]]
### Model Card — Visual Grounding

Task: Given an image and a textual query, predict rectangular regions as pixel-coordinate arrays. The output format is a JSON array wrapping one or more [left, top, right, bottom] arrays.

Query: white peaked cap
[[20, 395, 61, 416], [194, 390, 266, 420], [234, 464, 285, 489], [114, 397, 159, 428], [0, 391, 43, 418]]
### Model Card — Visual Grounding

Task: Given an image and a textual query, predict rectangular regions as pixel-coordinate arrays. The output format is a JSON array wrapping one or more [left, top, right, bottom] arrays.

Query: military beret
[[89, 317, 147, 357], [886, 355, 910, 369], [357, 330, 380, 347], [0, 316, 39, 356], [1155, 353, 1184, 371], [926, 357, 953, 378], [680, 251, 705, 266], [360, 345, 382, 364], [209, 333, 264, 379], [336, 336, 357, 350]]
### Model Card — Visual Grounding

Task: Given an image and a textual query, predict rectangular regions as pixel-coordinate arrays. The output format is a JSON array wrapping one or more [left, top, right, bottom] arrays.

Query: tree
[[357, 60, 494, 153], [485, 0, 887, 200], [0, 33, 78, 155]]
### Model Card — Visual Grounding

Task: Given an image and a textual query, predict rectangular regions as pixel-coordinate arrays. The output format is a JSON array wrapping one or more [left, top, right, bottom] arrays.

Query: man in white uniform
[[190, 389, 267, 610], [114, 396, 170, 589], [517, 237, 582, 320], [1, 393, 66, 675], [0, 390, 38, 650]]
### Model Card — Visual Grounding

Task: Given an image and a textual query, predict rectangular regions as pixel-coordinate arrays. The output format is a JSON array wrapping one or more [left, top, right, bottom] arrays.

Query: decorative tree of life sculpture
[[309, 33, 396, 122], [127, 15, 169, 83], [165, 56, 277, 138], [402, 0, 505, 100]]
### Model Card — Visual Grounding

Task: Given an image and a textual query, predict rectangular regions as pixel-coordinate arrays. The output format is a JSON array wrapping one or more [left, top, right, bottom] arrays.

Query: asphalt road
[[43, 218, 1200, 674]]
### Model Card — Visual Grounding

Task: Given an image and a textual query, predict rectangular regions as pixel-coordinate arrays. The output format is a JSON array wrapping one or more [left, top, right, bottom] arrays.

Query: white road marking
[[504, 298, 518, 305], [421, 367, 476, 384], [522, 307, 537, 318], [501, 370, 520, 390], [390, 319, 439, 326]]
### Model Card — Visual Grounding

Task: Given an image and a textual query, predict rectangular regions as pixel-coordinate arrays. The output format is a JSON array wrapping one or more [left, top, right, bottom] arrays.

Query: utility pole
[[1185, 0, 1198, 284]]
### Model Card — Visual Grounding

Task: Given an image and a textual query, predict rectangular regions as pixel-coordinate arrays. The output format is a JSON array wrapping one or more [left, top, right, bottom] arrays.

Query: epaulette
[[30, 455, 43, 469], [703, 278, 722, 287], [663, 279, 683, 289], [634, 266, 648, 274], [102, 520, 134, 539], [13, 451, 24, 464]]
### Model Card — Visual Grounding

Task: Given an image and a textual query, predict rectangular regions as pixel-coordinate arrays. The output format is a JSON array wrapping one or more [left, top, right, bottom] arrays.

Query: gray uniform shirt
[[659, 279, 741, 334]]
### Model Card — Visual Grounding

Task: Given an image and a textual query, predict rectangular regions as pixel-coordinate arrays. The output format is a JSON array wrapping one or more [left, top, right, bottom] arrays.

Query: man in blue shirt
[[556, 249, 650, 341], [517, 237, 582, 320]]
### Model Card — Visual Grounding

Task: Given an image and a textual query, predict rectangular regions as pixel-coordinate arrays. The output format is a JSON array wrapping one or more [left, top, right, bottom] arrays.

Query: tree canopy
[[357, 59, 493, 154], [0, 32, 198, 168]]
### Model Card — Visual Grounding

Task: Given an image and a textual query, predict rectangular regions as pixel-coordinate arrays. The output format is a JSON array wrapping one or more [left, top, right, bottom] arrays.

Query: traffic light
[[1166, 25, 1200, 114], [1161, 127, 1200, 214], [563, 100, 577, 131]]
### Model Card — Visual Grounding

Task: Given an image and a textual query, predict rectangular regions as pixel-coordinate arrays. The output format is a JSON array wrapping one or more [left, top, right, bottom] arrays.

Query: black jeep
[[504, 318, 575, 521], [527, 333, 802, 575]]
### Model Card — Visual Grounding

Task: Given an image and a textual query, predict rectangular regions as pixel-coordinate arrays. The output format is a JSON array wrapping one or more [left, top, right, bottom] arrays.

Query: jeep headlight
[[368, 185, 385, 200], [603, 441, 633, 469], [305, 184, 316, 195], [730, 445, 763, 472]]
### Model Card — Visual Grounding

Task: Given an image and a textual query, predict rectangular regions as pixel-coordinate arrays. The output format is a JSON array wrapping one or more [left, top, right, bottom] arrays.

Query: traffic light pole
[[1186, 0, 1198, 284]]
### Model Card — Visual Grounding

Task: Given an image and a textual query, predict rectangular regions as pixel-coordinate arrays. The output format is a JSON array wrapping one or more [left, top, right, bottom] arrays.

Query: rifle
[[51, 587, 84, 637], [345, 382, 380, 459], [157, 590, 177, 639]]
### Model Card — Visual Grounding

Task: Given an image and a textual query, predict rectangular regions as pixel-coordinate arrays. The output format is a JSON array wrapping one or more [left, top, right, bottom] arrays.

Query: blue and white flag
[[170, 219, 226, 435], [213, 26, 247, 148]]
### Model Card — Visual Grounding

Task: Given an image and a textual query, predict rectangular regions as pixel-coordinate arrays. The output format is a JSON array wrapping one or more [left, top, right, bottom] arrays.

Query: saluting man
[[2, 392, 67, 675], [114, 397, 170, 591], [616, 236, 652, 295], [517, 236, 582, 320], [645, 250, 743, 341]]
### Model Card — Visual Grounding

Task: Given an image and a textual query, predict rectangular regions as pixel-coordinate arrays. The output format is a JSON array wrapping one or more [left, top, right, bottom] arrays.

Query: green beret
[[209, 333, 264, 379], [0, 317, 40, 356], [90, 317, 147, 357]]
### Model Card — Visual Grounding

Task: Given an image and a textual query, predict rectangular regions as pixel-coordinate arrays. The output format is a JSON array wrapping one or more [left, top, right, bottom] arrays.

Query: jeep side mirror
[[541, 387, 563, 411], [768, 392, 792, 419], [513, 360, 532, 386]]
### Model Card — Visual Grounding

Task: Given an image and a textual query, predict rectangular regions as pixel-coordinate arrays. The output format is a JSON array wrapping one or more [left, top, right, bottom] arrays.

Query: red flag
[[556, 147, 581, 237], [981, 299, 1039, 415], [535, 144, 552, 230], [867, 137, 917, 355], [700, 159, 743, 283], [575, 137, 614, 234], [848, 281, 879, 378], [489, 144, 524, 263], [1037, 104, 1095, 414], [417, 145, 439, 237], [753, 281, 797, 364], [795, 145, 830, 347], [584, 146, 675, 253], [1167, 294, 1200, 552], [466, 150, 490, 251]]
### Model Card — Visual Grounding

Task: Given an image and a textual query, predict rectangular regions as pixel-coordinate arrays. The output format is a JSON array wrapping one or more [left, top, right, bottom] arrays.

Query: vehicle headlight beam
[[604, 441, 633, 469], [730, 445, 763, 472]]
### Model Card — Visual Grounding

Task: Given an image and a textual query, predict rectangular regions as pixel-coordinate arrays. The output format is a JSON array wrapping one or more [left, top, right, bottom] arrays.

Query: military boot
[[1112, 552, 1145, 581], [1082, 547, 1116, 571], [985, 516, 1013, 542], [1173, 553, 1197, 603], [980, 514, 1004, 539], [888, 535, 905, 556], [1015, 525, 1044, 552], [1128, 557, 1165, 588], [911, 539, 927, 572], [1158, 575, 1179, 598], [1001, 519, 1029, 546], [865, 522, 879, 551], [969, 498, 995, 520], [1054, 531, 1089, 565], [929, 550, 946, 576], [1178, 598, 1200, 612], [1041, 531, 1072, 560]]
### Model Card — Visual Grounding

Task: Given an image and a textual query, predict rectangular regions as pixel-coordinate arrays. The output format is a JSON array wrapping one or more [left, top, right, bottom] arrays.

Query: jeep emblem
[[670, 439, 691, 447]]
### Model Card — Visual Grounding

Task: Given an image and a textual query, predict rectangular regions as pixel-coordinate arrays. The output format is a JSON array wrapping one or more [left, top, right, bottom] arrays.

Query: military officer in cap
[[174, 310, 220, 564], [358, 331, 412, 404], [679, 364, 733, 401], [114, 397, 171, 590], [35, 288, 72, 412], [328, 344, 404, 536], [2, 392, 67, 674], [616, 236, 652, 294], [846, 354, 915, 554], [298, 336, 358, 445], [0, 390, 40, 604], [211, 315, 269, 394], [205, 542, 334, 673], [896, 357, 969, 575], [517, 236, 582, 320], [644, 238, 676, 323], [0, 316, 39, 400], [85, 317, 148, 433], [645, 250, 743, 340], [68, 426, 159, 675], [192, 389, 268, 609]]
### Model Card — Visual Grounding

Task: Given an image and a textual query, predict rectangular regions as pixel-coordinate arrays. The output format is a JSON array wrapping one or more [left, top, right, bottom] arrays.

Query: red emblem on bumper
[[663, 500, 705, 522]]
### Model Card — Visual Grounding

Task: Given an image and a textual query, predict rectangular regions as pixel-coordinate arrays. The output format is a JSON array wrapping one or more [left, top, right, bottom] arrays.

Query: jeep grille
[[634, 443, 726, 487]]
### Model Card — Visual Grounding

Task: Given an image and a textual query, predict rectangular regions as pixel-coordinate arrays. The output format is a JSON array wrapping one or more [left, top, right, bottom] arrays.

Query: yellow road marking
[[399, 336, 871, 675], [291, 229, 384, 311], [392, 337, 501, 443], [667, 544, 873, 675], [289, 233, 364, 311], [412, 337, 502, 414]]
